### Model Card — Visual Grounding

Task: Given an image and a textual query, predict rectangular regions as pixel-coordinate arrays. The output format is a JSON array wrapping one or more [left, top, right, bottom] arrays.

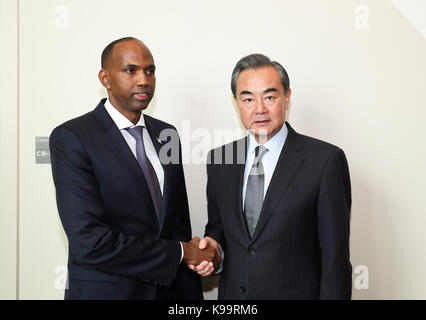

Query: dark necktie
[[126, 126, 162, 222], [244, 145, 268, 237]]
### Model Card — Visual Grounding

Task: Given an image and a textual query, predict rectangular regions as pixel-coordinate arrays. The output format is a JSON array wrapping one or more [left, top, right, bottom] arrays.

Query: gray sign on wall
[[36, 137, 50, 163]]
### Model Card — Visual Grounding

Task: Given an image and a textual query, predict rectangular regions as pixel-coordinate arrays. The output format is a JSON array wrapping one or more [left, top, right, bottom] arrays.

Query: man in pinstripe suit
[[189, 54, 352, 299]]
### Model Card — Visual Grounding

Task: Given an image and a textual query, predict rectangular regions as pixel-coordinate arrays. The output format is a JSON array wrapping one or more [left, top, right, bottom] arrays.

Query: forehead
[[237, 66, 283, 93], [111, 40, 154, 67]]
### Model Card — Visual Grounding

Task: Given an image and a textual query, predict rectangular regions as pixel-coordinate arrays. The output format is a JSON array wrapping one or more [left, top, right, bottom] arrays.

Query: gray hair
[[231, 53, 290, 96]]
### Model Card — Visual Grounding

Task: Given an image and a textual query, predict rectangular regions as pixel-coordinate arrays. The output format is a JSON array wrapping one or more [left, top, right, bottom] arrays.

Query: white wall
[[0, 0, 18, 300], [1, 0, 426, 299]]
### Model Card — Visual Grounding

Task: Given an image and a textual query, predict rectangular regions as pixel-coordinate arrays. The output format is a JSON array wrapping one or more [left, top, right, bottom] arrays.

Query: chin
[[251, 127, 271, 137], [132, 102, 150, 111]]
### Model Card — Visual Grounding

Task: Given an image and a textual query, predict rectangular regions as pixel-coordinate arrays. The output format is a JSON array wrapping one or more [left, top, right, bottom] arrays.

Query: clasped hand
[[182, 237, 221, 277]]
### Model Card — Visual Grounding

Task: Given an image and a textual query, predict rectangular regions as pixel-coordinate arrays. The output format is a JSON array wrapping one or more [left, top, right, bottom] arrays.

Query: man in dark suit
[[189, 54, 352, 299], [50, 37, 219, 300]]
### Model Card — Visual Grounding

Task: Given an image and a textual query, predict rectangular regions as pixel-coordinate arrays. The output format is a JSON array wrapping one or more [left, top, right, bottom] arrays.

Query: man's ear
[[284, 88, 292, 110], [98, 69, 111, 90]]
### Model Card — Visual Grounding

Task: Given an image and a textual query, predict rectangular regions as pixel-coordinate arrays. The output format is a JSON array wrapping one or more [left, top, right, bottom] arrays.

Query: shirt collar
[[247, 122, 288, 157], [104, 98, 145, 129]]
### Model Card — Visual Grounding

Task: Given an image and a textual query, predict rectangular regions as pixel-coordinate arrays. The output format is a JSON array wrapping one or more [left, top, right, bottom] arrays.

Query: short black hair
[[101, 37, 139, 69], [231, 53, 290, 96]]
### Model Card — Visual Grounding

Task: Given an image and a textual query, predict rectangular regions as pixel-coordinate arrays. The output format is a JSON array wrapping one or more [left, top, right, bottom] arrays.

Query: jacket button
[[248, 248, 256, 256], [240, 286, 246, 293]]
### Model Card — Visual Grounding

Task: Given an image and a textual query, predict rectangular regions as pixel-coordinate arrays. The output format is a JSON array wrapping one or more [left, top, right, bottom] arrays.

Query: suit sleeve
[[170, 137, 192, 241], [317, 148, 352, 299], [204, 151, 226, 251], [168, 135, 204, 299], [50, 125, 181, 287]]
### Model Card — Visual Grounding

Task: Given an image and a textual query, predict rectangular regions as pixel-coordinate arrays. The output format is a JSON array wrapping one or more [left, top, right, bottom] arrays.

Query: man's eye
[[125, 68, 135, 74], [266, 96, 275, 100], [244, 98, 253, 103], [146, 69, 155, 75]]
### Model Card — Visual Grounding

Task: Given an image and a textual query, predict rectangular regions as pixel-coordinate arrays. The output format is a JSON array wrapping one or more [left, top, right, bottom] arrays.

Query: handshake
[[182, 236, 222, 277]]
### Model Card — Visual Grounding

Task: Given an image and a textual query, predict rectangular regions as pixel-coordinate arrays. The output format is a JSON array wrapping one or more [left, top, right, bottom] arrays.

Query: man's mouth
[[133, 92, 151, 101], [253, 120, 270, 125]]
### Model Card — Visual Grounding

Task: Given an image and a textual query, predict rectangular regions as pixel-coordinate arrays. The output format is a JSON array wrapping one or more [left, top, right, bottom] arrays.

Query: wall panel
[[4, 0, 426, 299]]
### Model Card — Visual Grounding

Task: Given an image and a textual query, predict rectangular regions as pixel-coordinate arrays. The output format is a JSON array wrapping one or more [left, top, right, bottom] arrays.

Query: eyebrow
[[122, 64, 156, 70], [122, 64, 138, 69], [239, 88, 279, 96], [263, 88, 279, 94]]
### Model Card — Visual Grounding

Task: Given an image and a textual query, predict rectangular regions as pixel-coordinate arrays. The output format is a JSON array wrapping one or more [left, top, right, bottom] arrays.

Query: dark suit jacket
[[205, 122, 352, 300], [50, 99, 202, 300]]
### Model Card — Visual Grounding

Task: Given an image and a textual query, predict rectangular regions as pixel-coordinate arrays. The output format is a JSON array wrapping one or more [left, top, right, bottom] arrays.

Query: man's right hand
[[182, 237, 221, 270], [187, 237, 221, 277]]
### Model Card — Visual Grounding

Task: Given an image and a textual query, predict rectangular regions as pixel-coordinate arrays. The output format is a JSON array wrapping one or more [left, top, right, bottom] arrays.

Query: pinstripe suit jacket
[[205, 122, 352, 299]]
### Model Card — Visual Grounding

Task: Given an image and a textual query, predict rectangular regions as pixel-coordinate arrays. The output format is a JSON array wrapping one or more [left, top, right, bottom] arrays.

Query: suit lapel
[[250, 123, 305, 243], [230, 137, 252, 242], [144, 117, 170, 232]]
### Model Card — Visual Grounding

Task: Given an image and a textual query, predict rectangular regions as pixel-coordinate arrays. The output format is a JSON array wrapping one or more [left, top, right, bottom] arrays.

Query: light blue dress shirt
[[242, 123, 288, 209]]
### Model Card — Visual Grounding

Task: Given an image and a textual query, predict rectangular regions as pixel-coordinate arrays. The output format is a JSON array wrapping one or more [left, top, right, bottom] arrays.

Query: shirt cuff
[[180, 241, 184, 263], [214, 243, 224, 274]]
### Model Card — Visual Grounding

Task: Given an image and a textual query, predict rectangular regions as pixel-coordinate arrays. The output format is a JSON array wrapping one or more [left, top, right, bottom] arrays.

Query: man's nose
[[136, 71, 149, 86], [254, 99, 267, 114]]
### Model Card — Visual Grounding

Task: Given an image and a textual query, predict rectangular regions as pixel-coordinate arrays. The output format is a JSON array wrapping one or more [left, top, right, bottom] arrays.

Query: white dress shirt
[[242, 123, 288, 209], [104, 99, 164, 194]]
